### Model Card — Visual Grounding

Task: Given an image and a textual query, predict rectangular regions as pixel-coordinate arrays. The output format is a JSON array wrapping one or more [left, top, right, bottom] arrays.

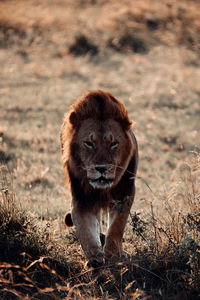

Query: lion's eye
[[84, 141, 94, 149], [110, 141, 118, 150]]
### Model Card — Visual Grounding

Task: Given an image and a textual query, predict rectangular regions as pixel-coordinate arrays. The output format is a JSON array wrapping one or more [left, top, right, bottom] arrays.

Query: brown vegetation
[[0, 0, 200, 54], [0, 0, 200, 299]]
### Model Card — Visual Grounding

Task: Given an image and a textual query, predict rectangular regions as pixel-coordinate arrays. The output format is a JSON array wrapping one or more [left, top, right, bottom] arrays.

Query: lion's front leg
[[72, 207, 104, 267], [104, 204, 131, 260]]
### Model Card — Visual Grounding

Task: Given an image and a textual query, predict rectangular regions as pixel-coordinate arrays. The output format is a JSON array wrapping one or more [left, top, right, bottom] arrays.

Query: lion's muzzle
[[87, 164, 115, 189], [89, 177, 114, 189]]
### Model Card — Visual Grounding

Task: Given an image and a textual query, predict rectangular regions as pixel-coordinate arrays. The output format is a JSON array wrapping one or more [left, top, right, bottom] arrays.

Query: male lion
[[60, 90, 138, 267]]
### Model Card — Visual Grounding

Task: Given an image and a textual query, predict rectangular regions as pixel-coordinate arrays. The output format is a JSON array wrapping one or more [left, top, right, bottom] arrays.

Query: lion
[[60, 90, 138, 267]]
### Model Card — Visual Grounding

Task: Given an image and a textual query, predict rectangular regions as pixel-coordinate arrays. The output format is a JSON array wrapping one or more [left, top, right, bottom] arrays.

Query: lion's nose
[[95, 166, 107, 173]]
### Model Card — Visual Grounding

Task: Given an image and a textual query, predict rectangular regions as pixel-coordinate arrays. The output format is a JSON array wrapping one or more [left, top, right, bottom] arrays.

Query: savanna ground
[[0, 0, 200, 299]]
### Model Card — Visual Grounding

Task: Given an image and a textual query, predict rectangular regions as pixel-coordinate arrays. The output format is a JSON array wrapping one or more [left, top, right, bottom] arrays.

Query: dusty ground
[[0, 0, 200, 298], [1, 39, 199, 218]]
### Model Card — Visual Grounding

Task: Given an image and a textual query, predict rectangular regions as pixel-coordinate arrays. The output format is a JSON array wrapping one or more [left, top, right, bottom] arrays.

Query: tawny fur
[[61, 90, 138, 267]]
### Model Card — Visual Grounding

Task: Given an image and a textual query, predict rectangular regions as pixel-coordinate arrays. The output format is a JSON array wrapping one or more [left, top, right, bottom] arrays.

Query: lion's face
[[75, 118, 132, 189]]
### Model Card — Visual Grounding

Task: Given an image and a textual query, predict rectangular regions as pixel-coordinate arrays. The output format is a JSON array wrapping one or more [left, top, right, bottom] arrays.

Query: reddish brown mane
[[68, 90, 132, 130]]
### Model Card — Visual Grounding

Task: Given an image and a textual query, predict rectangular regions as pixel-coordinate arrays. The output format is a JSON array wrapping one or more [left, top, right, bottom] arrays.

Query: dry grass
[[0, 0, 200, 298], [0, 0, 200, 54], [0, 156, 199, 299]]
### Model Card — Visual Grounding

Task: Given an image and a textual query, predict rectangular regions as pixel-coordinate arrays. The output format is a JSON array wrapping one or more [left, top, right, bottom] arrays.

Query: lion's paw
[[86, 258, 104, 269], [86, 251, 104, 268], [104, 249, 130, 264]]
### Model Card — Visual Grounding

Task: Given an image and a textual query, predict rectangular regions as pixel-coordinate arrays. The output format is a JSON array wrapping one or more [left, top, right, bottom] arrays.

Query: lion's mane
[[60, 90, 138, 211]]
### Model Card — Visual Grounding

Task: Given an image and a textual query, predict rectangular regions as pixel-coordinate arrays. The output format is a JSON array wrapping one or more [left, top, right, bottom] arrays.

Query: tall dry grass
[[0, 153, 199, 298]]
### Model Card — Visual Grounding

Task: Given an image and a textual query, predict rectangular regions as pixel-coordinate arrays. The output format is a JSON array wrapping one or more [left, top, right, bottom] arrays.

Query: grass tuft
[[0, 153, 199, 298], [108, 31, 148, 54], [68, 34, 99, 56]]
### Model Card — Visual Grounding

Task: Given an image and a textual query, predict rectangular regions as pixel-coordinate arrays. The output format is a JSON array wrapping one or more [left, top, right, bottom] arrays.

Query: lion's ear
[[69, 111, 79, 127], [120, 118, 132, 131]]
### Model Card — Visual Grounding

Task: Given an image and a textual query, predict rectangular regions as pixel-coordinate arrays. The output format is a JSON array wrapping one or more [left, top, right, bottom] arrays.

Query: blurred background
[[0, 0, 200, 218]]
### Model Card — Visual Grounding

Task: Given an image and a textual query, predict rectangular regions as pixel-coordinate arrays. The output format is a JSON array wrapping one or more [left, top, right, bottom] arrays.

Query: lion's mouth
[[89, 176, 114, 189]]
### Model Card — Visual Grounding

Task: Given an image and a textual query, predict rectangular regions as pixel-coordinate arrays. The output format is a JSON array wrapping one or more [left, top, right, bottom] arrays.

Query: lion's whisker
[[108, 163, 156, 196]]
